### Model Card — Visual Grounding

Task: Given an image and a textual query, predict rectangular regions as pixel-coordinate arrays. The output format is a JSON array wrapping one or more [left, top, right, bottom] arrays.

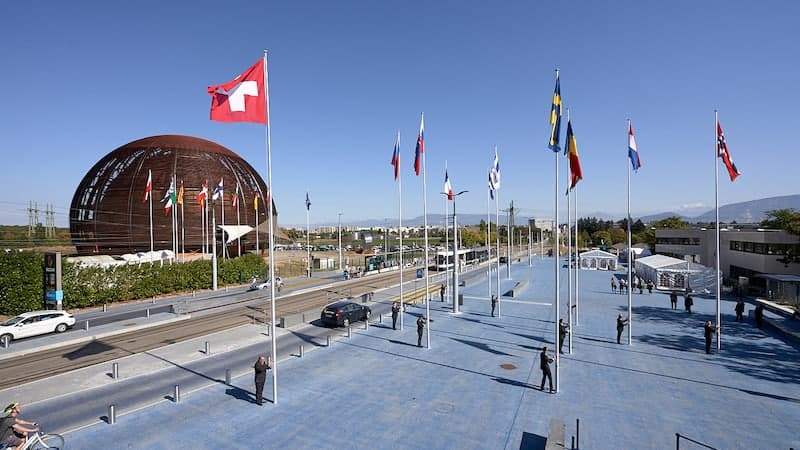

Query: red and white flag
[[717, 121, 741, 182], [142, 170, 152, 203], [444, 170, 454, 200], [197, 180, 208, 208], [208, 59, 267, 124]]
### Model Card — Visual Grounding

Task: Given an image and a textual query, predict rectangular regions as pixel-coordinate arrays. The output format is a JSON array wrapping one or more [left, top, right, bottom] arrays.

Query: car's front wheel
[[343, 318, 350, 328], [0, 333, 12, 343], [55, 323, 68, 333]]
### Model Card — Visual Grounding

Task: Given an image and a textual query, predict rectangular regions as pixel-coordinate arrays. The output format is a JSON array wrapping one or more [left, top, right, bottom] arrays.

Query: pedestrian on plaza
[[391, 302, 400, 330], [491, 295, 498, 317], [611, 277, 617, 294], [755, 304, 764, 328], [539, 346, 555, 393], [619, 279, 626, 294], [684, 294, 693, 314], [558, 318, 568, 354], [647, 281, 654, 294], [616, 314, 628, 344], [735, 299, 745, 322], [704, 320, 717, 354], [670, 291, 678, 310], [440, 284, 446, 302], [416, 315, 427, 347], [638, 280, 643, 295], [253, 355, 270, 405], [1, 402, 39, 450]]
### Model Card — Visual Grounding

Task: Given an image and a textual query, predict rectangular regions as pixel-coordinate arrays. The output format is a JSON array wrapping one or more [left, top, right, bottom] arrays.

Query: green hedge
[[0, 253, 266, 316]]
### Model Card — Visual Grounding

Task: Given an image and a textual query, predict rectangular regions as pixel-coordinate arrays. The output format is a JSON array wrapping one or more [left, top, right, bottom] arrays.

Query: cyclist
[[1, 403, 39, 450]]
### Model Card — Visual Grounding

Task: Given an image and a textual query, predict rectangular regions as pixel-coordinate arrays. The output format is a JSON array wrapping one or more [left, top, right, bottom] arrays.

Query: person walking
[[616, 314, 628, 344], [704, 320, 717, 354], [735, 299, 745, 322], [416, 315, 427, 347], [539, 346, 555, 393], [440, 284, 446, 302], [558, 318, 568, 354], [611, 277, 617, 294], [646, 280, 654, 294], [253, 355, 270, 405], [684, 294, 693, 314], [491, 295, 498, 317], [391, 301, 400, 330], [754, 304, 764, 328], [670, 291, 678, 310]]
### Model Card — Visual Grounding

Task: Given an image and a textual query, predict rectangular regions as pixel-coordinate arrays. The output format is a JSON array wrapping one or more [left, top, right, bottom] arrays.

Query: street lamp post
[[443, 190, 468, 314], [338, 213, 343, 272]]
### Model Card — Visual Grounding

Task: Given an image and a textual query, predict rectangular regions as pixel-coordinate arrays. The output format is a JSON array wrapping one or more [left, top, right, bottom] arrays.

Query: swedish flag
[[548, 73, 562, 152]]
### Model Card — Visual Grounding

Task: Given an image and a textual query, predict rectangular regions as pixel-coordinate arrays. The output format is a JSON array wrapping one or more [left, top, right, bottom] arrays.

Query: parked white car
[[0, 310, 76, 341], [248, 277, 283, 291]]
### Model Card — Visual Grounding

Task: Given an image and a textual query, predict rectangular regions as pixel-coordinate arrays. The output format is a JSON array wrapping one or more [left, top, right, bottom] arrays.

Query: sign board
[[416, 269, 424, 279], [43, 252, 63, 310]]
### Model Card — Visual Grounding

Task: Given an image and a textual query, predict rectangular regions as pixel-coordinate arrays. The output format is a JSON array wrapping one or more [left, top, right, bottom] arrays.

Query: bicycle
[[2, 429, 65, 450]]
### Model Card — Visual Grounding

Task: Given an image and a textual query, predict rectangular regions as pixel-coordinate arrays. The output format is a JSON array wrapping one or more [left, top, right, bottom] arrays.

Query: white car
[[0, 310, 76, 341], [248, 277, 283, 291]]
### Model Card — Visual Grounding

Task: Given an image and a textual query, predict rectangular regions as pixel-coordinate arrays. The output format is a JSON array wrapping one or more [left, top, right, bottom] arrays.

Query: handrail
[[676, 432, 716, 450]]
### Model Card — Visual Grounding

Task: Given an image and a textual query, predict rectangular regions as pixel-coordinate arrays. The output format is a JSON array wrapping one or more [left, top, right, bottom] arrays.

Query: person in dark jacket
[[670, 292, 678, 310], [704, 320, 717, 354], [491, 295, 498, 317], [416, 315, 427, 347], [616, 314, 628, 344], [754, 304, 764, 328], [558, 318, 568, 354], [253, 355, 270, 405], [440, 284, 446, 302], [539, 346, 555, 392], [735, 300, 745, 322], [391, 302, 400, 330], [684, 294, 693, 314]]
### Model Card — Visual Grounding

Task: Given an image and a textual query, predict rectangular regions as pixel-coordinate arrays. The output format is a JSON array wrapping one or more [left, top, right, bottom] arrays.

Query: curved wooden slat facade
[[69, 135, 276, 256]]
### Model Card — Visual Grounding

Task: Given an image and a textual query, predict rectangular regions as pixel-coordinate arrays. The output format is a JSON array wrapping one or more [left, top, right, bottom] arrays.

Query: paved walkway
[[5, 257, 799, 449]]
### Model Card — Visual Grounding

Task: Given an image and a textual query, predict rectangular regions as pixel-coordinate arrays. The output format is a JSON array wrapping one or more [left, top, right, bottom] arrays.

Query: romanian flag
[[414, 114, 424, 176], [391, 132, 400, 180], [548, 73, 562, 152], [565, 120, 583, 190], [717, 121, 741, 182], [628, 121, 641, 171]]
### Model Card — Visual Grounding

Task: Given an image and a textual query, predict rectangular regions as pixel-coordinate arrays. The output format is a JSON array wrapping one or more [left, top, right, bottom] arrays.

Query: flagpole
[[552, 67, 561, 392], [172, 176, 177, 260], [221, 179, 226, 260], [444, 160, 449, 302], [148, 170, 154, 264], [487, 171, 492, 305], [306, 194, 311, 278], [627, 119, 633, 346], [397, 130, 404, 331], [420, 113, 431, 349], [575, 184, 579, 326], [566, 112, 572, 354], [180, 182, 185, 262], [236, 181, 241, 256], [262, 50, 278, 404], [494, 163, 501, 317], [714, 110, 721, 352], [255, 194, 260, 256]]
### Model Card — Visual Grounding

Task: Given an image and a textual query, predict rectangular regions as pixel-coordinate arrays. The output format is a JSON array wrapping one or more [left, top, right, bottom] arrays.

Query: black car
[[320, 301, 371, 327]]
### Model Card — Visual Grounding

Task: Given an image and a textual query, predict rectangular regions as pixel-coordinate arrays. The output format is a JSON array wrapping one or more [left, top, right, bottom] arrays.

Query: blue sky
[[2, 1, 798, 228]]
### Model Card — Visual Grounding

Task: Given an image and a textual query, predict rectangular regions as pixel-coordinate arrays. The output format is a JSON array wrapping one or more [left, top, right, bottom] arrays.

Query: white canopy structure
[[635, 254, 717, 292], [579, 249, 618, 271], [219, 225, 254, 244]]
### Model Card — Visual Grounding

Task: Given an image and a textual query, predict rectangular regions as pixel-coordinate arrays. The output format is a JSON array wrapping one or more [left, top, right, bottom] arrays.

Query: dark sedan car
[[320, 301, 371, 327]]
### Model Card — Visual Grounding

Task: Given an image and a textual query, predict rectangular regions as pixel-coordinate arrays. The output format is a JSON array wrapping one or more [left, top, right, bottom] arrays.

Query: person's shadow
[[225, 386, 264, 405]]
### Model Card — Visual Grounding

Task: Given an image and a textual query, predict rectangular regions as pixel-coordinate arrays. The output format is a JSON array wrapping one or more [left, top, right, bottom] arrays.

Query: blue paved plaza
[[64, 257, 800, 449]]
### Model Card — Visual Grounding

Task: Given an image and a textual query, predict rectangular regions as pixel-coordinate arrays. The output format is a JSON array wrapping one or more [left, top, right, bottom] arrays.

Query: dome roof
[[70, 135, 274, 255]]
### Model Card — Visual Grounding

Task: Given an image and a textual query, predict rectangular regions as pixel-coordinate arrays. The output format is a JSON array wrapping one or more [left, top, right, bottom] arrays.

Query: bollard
[[174, 385, 181, 403], [146, 308, 150, 319], [266, 322, 271, 336], [108, 404, 116, 425], [225, 286, 229, 292], [152, 296, 156, 304], [225, 369, 231, 386], [299, 344, 304, 358], [204, 341, 211, 355], [576, 418, 580, 449], [347, 326, 352, 338], [84, 320, 90, 331], [379, 313, 382, 323], [103, 303, 107, 312], [327, 335, 332, 347], [112, 362, 119, 379], [364, 319, 369, 330], [192, 290, 196, 297], [1, 335, 9, 349]]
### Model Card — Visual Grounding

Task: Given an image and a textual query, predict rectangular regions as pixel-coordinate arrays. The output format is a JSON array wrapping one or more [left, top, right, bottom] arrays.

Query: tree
[[592, 230, 612, 247], [652, 216, 690, 229], [608, 227, 627, 244], [761, 209, 800, 236]]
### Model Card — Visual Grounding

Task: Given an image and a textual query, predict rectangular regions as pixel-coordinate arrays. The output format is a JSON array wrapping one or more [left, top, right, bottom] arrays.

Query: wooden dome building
[[69, 135, 275, 256]]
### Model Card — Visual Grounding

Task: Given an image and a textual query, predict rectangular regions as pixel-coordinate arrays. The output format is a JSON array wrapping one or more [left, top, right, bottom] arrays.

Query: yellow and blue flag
[[548, 74, 562, 152]]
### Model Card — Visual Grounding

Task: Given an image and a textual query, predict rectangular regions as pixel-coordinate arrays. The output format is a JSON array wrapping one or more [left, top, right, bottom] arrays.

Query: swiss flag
[[208, 59, 267, 124]]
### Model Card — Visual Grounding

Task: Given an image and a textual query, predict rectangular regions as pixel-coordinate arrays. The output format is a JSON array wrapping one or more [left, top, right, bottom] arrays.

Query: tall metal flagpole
[[506, 201, 512, 280], [627, 119, 633, 345], [236, 181, 241, 257], [263, 50, 278, 403], [255, 194, 259, 256], [714, 110, 721, 352], [566, 131, 572, 354], [552, 68, 561, 391], [397, 131, 404, 331], [306, 193, 311, 278], [494, 172, 501, 316], [444, 160, 449, 302], [575, 184, 580, 325], [148, 170, 154, 263], [221, 179, 226, 260], [420, 113, 431, 349], [487, 171, 492, 304]]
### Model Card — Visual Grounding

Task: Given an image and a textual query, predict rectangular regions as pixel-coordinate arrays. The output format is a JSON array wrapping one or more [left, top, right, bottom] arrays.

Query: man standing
[[440, 284, 446, 302], [611, 277, 617, 294], [735, 299, 745, 322], [558, 318, 568, 354], [616, 314, 628, 344], [253, 355, 270, 405], [539, 346, 554, 393], [670, 292, 678, 310], [684, 294, 693, 314], [391, 301, 400, 330], [491, 295, 498, 317], [704, 321, 717, 354], [416, 315, 427, 347], [755, 304, 764, 328]]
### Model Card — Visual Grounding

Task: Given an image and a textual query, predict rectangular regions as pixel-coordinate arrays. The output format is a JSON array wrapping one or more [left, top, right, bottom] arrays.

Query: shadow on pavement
[[519, 431, 546, 450]]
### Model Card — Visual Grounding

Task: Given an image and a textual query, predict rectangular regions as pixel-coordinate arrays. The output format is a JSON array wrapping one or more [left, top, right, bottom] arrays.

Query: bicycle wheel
[[30, 434, 64, 449]]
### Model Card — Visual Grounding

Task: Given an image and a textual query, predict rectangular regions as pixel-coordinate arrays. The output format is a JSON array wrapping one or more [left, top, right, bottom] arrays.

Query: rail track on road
[[0, 267, 435, 391]]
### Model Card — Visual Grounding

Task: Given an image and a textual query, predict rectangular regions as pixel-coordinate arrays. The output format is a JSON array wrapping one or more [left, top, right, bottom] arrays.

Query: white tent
[[579, 249, 618, 271], [635, 254, 717, 292]]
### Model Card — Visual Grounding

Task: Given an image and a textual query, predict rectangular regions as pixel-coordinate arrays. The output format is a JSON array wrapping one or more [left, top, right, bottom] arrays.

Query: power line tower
[[45, 204, 55, 238], [27, 201, 41, 239]]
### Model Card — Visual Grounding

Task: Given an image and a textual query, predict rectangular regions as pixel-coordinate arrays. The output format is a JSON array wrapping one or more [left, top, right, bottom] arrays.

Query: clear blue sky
[[2, 1, 798, 228]]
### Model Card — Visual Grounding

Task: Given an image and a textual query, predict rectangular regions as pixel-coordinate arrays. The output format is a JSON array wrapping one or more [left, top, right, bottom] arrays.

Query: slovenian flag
[[628, 122, 641, 171], [414, 114, 424, 176], [444, 170, 453, 200]]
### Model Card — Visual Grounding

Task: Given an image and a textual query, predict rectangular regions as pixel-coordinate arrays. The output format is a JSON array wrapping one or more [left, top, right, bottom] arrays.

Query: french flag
[[444, 170, 453, 200]]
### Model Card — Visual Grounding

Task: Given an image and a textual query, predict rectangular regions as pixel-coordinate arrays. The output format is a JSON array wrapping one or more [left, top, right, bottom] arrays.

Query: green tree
[[761, 209, 800, 236], [592, 230, 612, 246]]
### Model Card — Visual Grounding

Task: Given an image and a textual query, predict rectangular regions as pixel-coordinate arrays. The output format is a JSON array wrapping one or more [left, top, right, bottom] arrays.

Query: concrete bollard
[[327, 335, 332, 347], [108, 404, 116, 425], [84, 320, 90, 331], [364, 319, 369, 330], [379, 313, 382, 323], [174, 385, 181, 403], [225, 369, 231, 386], [0, 335, 9, 349], [146, 308, 150, 319], [112, 362, 119, 379], [204, 341, 211, 355], [266, 323, 271, 336], [299, 344, 304, 358], [347, 326, 352, 338], [103, 303, 107, 312], [225, 286, 229, 292], [152, 296, 156, 304], [192, 290, 196, 297]]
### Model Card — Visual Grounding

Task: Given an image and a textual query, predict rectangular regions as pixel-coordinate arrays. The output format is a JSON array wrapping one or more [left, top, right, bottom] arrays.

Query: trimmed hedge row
[[0, 253, 267, 316]]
